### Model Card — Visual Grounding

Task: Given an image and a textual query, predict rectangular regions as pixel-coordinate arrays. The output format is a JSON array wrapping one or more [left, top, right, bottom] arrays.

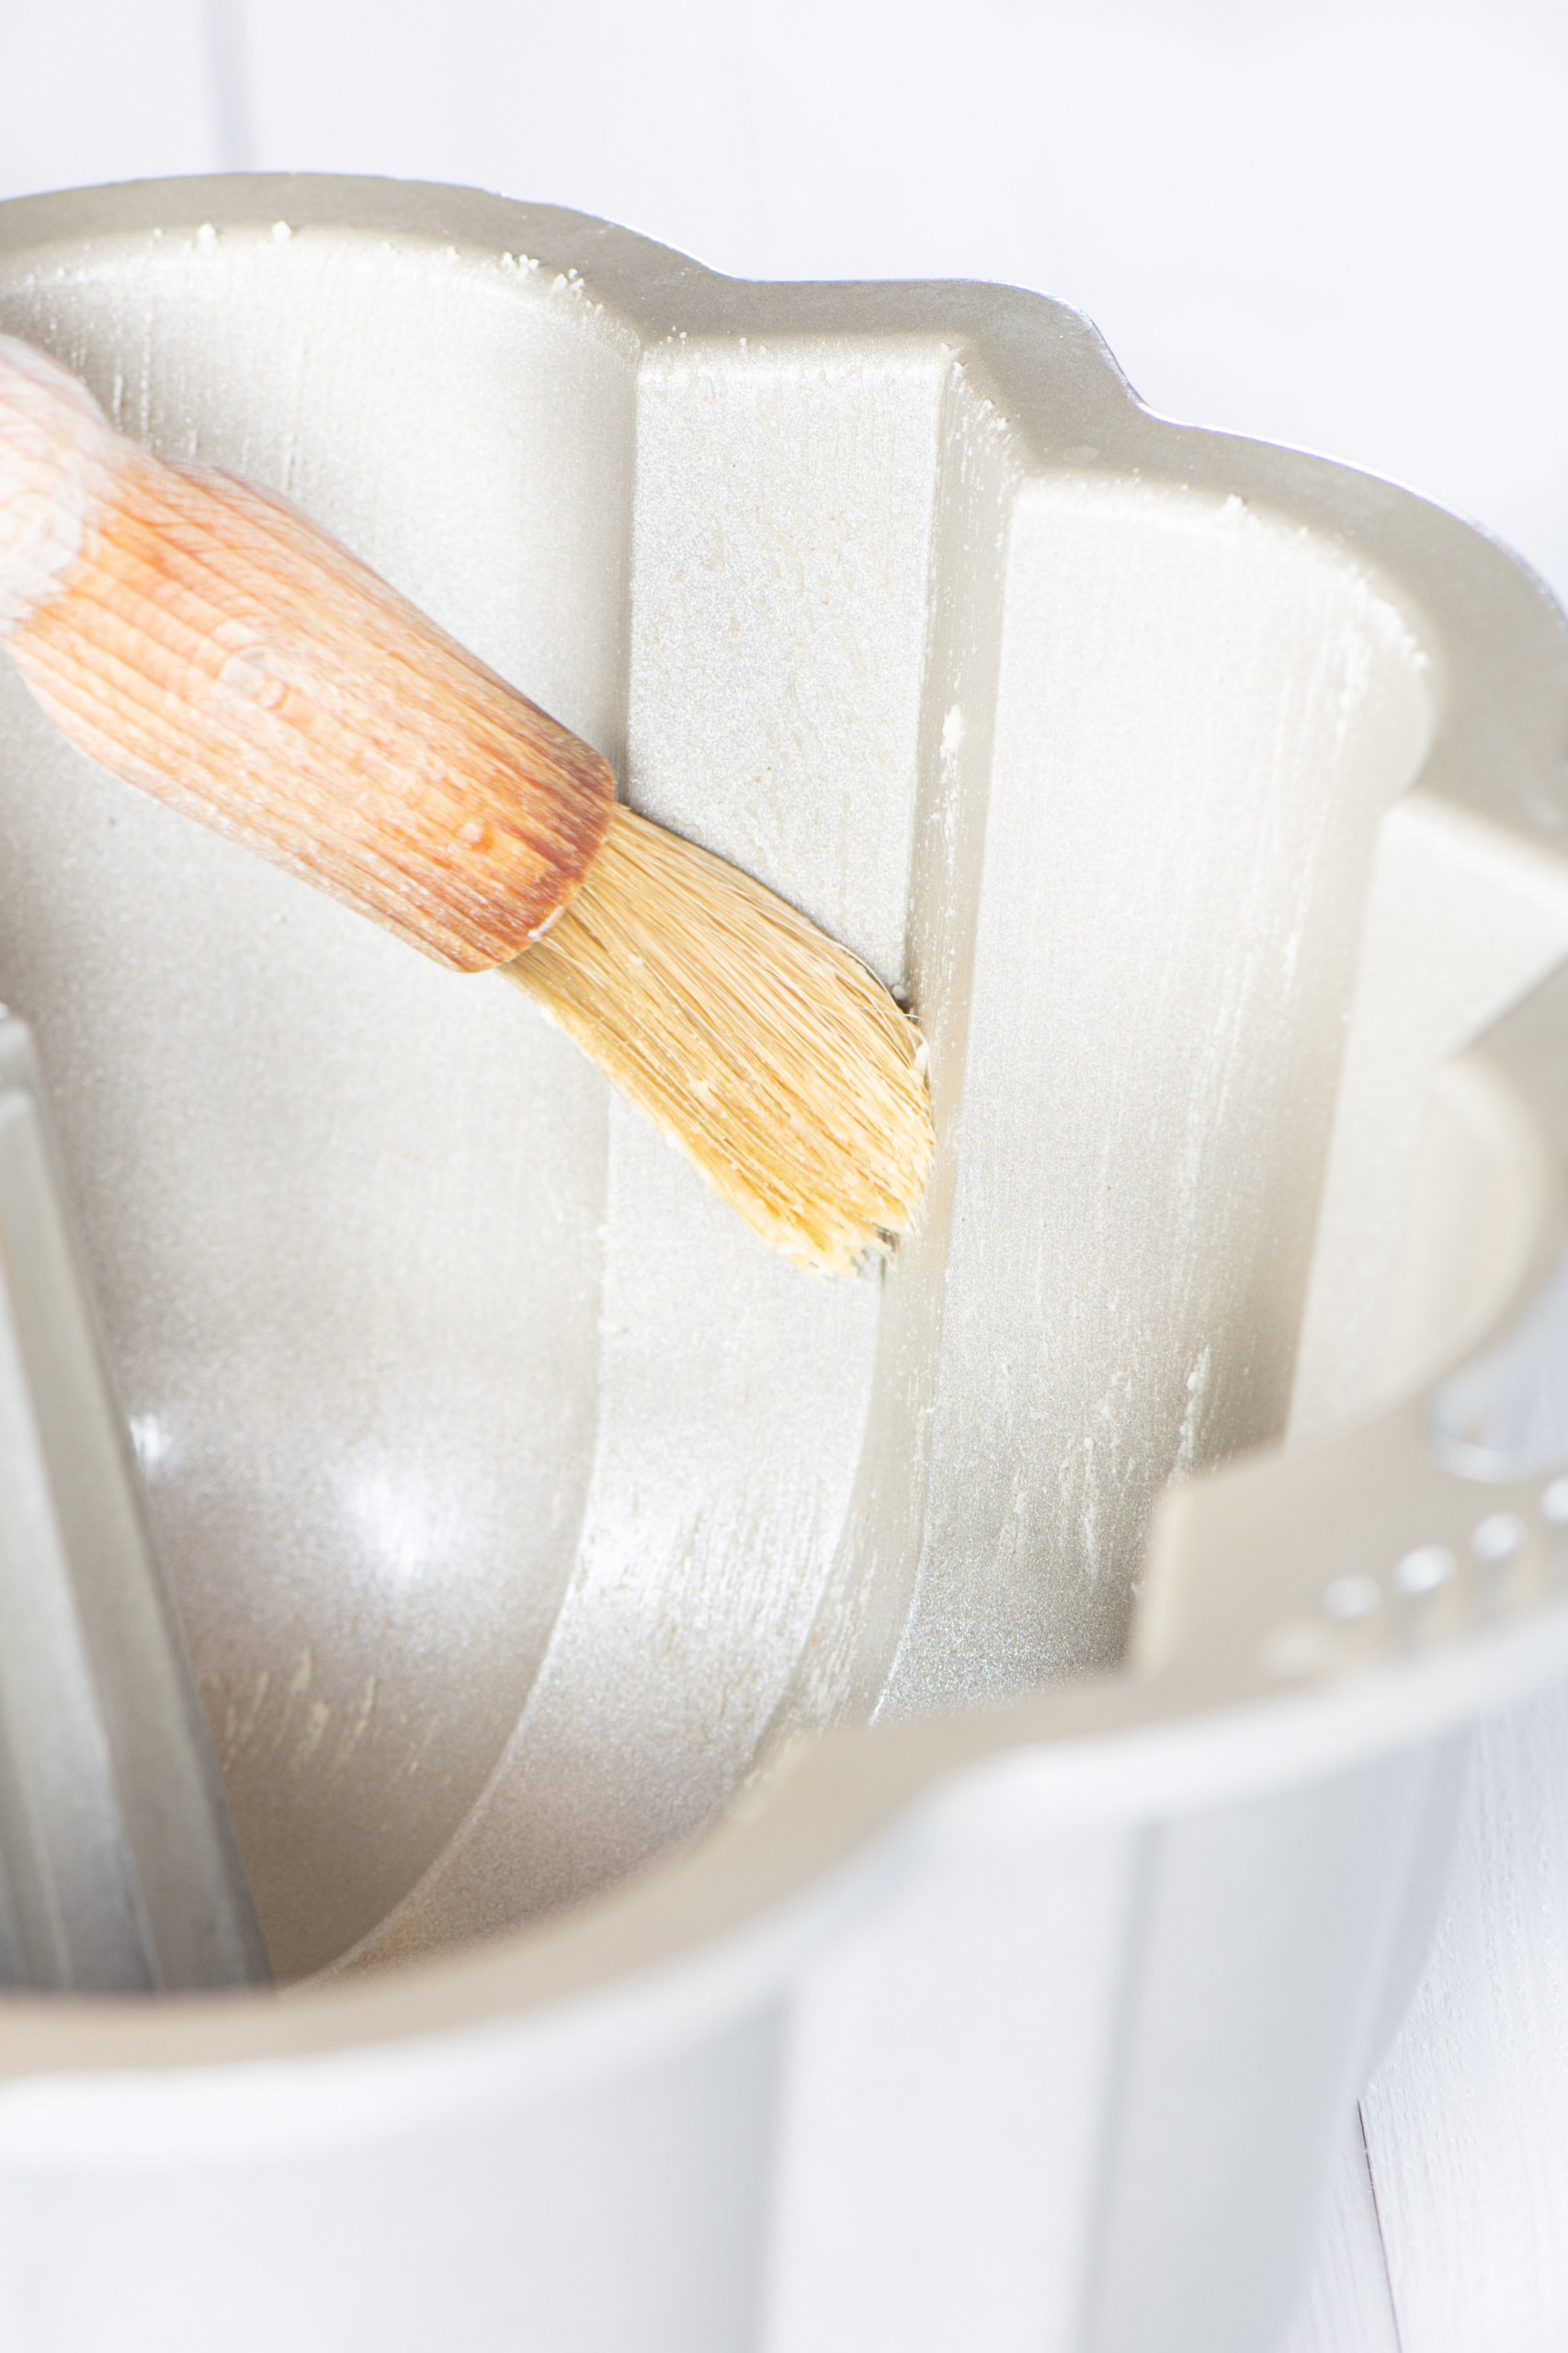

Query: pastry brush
[[0, 336, 932, 1274]]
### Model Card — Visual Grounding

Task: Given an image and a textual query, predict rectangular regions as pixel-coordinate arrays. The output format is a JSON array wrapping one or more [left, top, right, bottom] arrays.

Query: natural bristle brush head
[[505, 807, 933, 1275]]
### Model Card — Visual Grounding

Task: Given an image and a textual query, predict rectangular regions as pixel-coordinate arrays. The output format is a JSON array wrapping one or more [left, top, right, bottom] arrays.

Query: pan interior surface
[[0, 210, 1432, 1977]]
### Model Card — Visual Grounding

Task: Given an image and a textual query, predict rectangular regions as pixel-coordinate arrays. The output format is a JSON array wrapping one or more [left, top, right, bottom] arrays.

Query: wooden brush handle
[[0, 336, 613, 971]]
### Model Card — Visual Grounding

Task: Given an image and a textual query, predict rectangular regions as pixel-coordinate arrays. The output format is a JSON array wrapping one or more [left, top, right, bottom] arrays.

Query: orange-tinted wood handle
[[0, 336, 613, 972]]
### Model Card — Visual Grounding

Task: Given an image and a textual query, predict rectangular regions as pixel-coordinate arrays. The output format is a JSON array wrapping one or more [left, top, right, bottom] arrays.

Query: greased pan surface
[[0, 176, 1566, 2353]]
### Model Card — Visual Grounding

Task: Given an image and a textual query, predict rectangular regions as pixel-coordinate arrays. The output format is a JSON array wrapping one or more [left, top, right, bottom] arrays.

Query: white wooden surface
[[6, 3, 1568, 2340], [1282, 2124, 1401, 2353], [1363, 1688, 1568, 2352]]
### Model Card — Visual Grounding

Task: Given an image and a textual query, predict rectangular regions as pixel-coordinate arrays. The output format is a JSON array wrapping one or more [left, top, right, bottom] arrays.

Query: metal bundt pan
[[0, 176, 1566, 2352]]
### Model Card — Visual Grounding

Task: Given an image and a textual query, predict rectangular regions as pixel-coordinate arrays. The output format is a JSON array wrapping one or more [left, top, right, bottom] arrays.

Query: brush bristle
[[502, 807, 933, 1274]]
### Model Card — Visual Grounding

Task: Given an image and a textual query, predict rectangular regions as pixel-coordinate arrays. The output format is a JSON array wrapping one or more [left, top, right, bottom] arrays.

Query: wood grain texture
[[6, 427, 615, 971], [1281, 2120, 1402, 2353], [1363, 1679, 1568, 2352]]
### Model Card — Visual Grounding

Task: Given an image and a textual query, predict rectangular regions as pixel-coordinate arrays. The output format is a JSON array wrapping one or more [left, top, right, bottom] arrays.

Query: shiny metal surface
[[1, 177, 1568, 2353], [0, 1013, 265, 1990], [0, 182, 1437, 1974]]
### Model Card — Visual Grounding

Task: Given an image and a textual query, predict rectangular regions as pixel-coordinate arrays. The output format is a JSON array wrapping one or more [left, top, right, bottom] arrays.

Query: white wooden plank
[[1364, 1680, 1568, 2351], [1281, 2120, 1402, 2353], [0, 0, 223, 204]]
